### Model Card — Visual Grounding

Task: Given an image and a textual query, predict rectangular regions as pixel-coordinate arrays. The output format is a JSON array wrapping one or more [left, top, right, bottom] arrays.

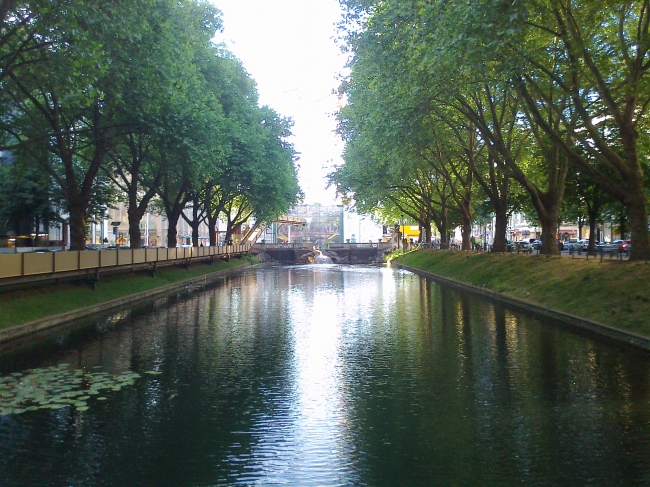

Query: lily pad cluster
[[0, 363, 141, 416]]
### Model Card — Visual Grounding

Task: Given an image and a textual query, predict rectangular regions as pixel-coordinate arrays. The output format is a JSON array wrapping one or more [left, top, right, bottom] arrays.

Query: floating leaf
[[0, 364, 141, 416]]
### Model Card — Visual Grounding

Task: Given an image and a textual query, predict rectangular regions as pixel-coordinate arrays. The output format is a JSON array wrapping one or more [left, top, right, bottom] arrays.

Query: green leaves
[[0, 0, 301, 249]]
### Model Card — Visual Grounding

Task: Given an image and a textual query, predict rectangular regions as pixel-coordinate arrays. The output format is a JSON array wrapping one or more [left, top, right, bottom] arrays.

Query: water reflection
[[0, 265, 650, 486]]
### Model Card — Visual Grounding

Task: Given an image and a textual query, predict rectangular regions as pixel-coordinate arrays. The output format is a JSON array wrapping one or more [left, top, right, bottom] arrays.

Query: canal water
[[1, 265, 650, 486]]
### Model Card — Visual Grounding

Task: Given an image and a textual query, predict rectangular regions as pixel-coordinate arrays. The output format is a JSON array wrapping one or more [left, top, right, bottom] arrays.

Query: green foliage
[[0, 155, 61, 233], [335, 0, 650, 257], [0, 0, 302, 250]]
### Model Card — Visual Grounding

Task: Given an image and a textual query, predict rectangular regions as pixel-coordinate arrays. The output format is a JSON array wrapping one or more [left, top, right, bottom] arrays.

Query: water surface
[[1, 265, 649, 486]]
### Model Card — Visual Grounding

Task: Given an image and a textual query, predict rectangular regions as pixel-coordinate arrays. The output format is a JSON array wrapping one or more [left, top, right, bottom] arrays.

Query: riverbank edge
[[392, 262, 650, 351], [0, 261, 263, 349]]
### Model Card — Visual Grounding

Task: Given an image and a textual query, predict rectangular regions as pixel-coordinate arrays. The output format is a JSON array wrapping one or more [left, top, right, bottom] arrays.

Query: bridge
[[252, 243, 391, 265]]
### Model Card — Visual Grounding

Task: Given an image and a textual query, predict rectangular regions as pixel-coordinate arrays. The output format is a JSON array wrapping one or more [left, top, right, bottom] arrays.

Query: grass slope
[[0, 257, 255, 330], [395, 250, 650, 336]]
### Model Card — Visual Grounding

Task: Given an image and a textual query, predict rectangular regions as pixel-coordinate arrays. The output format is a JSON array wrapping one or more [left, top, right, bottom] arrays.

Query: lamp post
[[359, 217, 364, 244], [145, 213, 150, 247], [111, 222, 121, 247]]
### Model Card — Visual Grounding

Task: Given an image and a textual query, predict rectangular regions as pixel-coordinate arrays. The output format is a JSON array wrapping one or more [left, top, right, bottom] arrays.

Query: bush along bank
[[393, 250, 650, 342]]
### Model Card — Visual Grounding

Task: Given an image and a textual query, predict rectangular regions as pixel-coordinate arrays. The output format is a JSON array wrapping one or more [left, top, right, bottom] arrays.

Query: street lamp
[[111, 222, 121, 247], [359, 217, 365, 243]]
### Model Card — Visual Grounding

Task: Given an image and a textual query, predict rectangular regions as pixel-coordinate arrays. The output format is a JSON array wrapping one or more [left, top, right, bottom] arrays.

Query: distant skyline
[[211, 1, 347, 205]]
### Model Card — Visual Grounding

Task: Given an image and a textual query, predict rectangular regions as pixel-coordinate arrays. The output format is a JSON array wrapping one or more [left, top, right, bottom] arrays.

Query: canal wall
[[0, 262, 263, 352], [394, 263, 650, 352]]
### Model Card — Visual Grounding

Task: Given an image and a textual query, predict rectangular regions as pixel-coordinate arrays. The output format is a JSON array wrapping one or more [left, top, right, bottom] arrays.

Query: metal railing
[[0, 244, 251, 285]]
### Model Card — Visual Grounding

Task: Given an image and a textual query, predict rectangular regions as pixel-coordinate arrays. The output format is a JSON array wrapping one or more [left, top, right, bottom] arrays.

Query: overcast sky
[[210, 0, 347, 205]]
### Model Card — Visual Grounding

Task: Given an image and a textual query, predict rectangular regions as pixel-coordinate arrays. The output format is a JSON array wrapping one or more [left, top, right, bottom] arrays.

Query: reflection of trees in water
[[2, 270, 650, 485]]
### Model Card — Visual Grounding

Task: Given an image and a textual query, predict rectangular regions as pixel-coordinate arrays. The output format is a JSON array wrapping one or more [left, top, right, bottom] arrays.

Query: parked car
[[566, 239, 588, 251], [595, 241, 609, 252], [612, 239, 630, 253], [566, 238, 579, 250], [516, 240, 532, 252], [532, 240, 542, 250], [595, 241, 626, 253]]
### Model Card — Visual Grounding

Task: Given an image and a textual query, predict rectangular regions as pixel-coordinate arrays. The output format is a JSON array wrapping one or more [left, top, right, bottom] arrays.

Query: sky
[[210, 0, 347, 206]]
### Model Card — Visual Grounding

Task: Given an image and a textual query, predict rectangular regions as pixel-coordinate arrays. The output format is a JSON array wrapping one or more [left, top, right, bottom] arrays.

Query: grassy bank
[[394, 250, 650, 337], [0, 257, 256, 330]]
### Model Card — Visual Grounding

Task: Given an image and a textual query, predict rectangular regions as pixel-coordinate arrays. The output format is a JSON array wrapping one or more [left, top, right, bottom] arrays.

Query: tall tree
[[0, 0, 150, 249]]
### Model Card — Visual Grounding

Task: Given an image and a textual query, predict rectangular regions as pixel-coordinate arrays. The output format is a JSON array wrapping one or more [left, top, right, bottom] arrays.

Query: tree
[[511, 0, 650, 259], [0, 0, 149, 249], [103, 0, 223, 248], [0, 152, 61, 242]]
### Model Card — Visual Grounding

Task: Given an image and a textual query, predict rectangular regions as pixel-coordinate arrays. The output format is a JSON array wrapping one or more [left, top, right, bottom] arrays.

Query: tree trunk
[[492, 206, 508, 252], [165, 205, 186, 249], [438, 211, 448, 249], [191, 223, 199, 247], [588, 213, 598, 253], [208, 217, 218, 246], [167, 217, 179, 249], [424, 219, 432, 245], [539, 214, 560, 256], [125, 172, 160, 249], [68, 206, 87, 251], [461, 215, 471, 251], [128, 216, 142, 249], [128, 202, 145, 249], [628, 182, 649, 260]]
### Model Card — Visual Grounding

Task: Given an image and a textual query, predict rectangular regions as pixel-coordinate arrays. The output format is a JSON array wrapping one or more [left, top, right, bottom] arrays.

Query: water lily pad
[[145, 371, 162, 375], [97, 397, 107, 401], [0, 364, 141, 415], [76, 406, 89, 412]]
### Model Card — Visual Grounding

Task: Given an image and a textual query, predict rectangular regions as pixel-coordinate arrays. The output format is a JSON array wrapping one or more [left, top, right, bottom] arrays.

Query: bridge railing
[[256, 242, 388, 250], [0, 244, 250, 283]]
